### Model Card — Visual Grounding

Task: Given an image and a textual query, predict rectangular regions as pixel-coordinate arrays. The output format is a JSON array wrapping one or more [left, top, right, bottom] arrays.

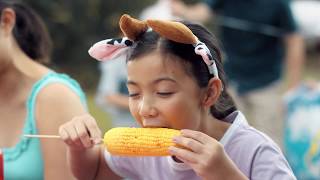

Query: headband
[[88, 14, 220, 79]]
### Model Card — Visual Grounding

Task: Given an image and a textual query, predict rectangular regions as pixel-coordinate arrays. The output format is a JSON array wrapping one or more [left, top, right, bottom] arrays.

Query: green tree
[[25, 0, 154, 90]]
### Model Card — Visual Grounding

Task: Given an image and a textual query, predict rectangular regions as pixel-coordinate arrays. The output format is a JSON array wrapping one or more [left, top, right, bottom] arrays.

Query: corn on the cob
[[103, 127, 181, 156]]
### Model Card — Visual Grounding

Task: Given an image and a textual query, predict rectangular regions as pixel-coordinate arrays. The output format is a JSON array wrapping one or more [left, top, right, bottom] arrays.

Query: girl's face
[[127, 51, 206, 130]]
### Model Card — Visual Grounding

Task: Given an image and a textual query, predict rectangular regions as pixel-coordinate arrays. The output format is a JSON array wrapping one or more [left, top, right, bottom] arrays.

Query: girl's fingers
[[75, 121, 93, 148], [168, 146, 198, 164], [59, 114, 101, 148], [82, 115, 102, 144], [180, 129, 213, 144], [59, 126, 73, 146], [173, 154, 194, 165], [68, 124, 83, 146], [173, 136, 203, 153]]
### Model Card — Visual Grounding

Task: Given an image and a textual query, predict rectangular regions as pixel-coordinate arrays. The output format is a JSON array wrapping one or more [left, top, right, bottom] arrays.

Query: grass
[[304, 54, 320, 79], [86, 93, 112, 133]]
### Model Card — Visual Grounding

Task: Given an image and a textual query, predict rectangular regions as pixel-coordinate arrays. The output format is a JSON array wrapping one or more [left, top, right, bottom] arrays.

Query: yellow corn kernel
[[103, 127, 181, 156]]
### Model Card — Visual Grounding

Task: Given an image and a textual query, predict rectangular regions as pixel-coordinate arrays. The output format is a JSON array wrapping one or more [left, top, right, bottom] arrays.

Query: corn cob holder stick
[[23, 134, 103, 143], [24, 127, 182, 156], [24, 134, 61, 139]]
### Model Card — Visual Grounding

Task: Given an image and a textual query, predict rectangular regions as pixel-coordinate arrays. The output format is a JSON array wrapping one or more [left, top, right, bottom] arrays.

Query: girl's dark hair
[[128, 21, 237, 120], [0, 0, 52, 63]]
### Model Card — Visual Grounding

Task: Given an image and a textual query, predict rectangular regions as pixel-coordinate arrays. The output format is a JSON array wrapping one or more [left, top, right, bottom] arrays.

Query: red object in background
[[0, 150, 3, 180]]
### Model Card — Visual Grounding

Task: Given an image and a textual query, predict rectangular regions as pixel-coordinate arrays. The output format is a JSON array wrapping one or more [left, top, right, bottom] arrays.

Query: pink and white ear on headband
[[194, 42, 219, 79], [88, 37, 134, 61]]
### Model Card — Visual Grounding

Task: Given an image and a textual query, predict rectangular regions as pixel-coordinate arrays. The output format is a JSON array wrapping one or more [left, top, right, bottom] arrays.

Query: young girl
[[59, 14, 296, 180]]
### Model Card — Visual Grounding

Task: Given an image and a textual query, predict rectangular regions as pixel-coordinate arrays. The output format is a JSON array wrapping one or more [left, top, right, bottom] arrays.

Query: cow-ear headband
[[88, 14, 220, 79]]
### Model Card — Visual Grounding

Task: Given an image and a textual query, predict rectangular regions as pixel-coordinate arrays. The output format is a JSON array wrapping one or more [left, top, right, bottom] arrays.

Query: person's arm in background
[[96, 60, 129, 110], [280, 0, 306, 91], [284, 33, 305, 90], [105, 94, 129, 109], [36, 83, 87, 179], [171, 0, 212, 23]]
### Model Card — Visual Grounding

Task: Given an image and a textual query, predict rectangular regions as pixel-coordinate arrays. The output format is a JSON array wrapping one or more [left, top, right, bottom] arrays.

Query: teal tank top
[[2, 72, 87, 180]]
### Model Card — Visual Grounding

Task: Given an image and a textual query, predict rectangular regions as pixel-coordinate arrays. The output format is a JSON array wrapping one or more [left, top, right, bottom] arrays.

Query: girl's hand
[[59, 114, 102, 150], [169, 129, 247, 180]]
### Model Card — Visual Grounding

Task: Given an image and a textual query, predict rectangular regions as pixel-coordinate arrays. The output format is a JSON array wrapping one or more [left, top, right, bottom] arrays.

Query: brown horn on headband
[[146, 19, 198, 44], [119, 14, 148, 41]]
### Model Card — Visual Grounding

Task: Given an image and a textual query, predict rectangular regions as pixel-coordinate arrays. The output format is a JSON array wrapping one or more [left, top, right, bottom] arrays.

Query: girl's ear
[[0, 8, 16, 35], [202, 77, 222, 108]]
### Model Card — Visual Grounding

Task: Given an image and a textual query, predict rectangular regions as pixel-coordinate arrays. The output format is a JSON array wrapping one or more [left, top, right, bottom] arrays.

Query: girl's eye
[[157, 92, 174, 96], [129, 93, 139, 97]]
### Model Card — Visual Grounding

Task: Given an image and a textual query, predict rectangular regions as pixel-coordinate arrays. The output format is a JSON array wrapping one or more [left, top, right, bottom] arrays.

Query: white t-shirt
[[104, 111, 296, 180]]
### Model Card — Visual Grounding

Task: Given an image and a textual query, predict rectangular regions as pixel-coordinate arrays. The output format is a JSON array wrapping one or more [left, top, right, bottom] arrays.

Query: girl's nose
[[138, 97, 158, 118]]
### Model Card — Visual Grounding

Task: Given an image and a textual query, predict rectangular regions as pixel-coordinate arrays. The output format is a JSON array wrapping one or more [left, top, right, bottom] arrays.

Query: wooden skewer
[[23, 134, 60, 139], [23, 134, 104, 144]]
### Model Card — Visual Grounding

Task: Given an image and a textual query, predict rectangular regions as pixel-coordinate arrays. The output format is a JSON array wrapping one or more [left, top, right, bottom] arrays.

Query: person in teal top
[[0, 1, 87, 179]]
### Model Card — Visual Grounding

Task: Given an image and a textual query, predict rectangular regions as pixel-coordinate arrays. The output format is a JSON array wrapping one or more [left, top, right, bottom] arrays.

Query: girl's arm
[[66, 146, 100, 179], [67, 146, 120, 180], [95, 146, 122, 180], [58, 113, 121, 180]]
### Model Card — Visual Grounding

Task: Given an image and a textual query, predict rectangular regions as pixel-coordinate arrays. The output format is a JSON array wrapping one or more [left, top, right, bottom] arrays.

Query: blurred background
[[20, 0, 319, 130], [20, 0, 320, 178], [23, 0, 320, 132]]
